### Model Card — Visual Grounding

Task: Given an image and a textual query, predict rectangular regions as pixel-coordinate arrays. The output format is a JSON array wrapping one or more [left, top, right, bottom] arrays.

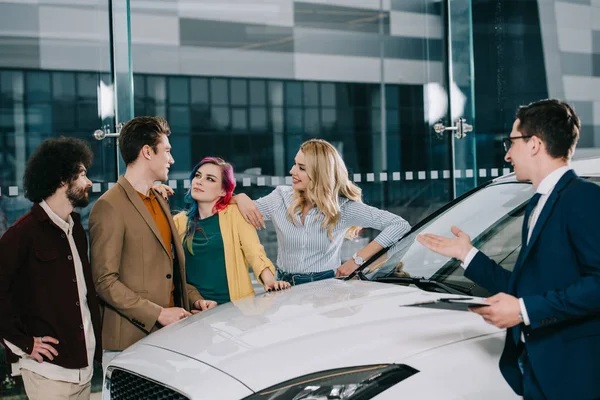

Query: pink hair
[[197, 157, 235, 214]]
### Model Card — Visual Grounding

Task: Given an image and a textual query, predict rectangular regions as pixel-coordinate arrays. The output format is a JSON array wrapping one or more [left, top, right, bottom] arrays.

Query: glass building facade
[[1, 0, 600, 396]]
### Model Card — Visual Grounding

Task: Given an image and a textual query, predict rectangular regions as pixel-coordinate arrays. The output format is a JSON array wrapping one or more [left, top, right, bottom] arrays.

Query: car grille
[[110, 368, 188, 400]]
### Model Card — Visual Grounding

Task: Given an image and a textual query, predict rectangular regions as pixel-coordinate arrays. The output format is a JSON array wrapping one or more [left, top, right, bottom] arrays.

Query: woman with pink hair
[[172, 157, 289, 305]]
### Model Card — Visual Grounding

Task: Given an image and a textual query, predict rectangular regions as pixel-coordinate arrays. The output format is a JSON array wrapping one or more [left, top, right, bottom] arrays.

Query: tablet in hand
[[440, 297, 490, 308]]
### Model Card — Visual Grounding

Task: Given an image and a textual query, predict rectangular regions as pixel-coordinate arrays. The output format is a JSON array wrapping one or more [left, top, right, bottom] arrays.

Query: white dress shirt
[[5, 200, 96, 384], [463, 166, 571, 330]]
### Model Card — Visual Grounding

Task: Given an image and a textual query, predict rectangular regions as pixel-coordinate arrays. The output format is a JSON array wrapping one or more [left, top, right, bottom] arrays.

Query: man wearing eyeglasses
[[418, 99, 600, 400]]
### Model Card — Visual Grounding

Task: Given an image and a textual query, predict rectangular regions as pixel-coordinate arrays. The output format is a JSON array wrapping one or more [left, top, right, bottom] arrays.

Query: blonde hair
[[287, 139, 362, 239]]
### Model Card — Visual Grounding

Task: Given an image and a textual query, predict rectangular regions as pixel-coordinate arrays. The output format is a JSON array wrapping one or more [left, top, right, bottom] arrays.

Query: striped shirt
[[255, 186, 411, 274]]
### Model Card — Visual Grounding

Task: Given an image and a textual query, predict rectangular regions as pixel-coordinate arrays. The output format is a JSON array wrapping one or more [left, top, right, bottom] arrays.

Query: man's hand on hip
[[470, 293, 522, 329], [28, 336, 59, 363], [157, 307, 191, 326], [416, 226, 474, 262]]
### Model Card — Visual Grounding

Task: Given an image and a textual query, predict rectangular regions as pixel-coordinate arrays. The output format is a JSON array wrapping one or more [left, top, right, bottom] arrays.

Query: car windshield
[[365, 176, 600, 296]]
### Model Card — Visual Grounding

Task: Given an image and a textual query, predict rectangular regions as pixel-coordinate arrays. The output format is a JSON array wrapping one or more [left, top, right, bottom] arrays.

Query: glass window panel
[[147, 76, 166, 103], [268, 81, 283, 106], [285, 82, 302, 106], [168, 106, 191, 132], [134, 75, 145, 100], [101, 73, 111, 86], [303, 82, 319, 107], [1, 104, 17, 131], [26, 71, 51, 103], [230, 79, 247, 106], [286, 134, 304, 168], [322, 108, 337, 131], [321, 83, 336, 107], [27, 132, 49, 156], [386, 108, 399, 132], [232, 108, 247, 130], [351, 84, 369, 108], [1, 71, 24, 102], [169, 135, 192, 174], [337, 107, 354, 133], [52, 72, 75, 101], [271, 107, 283, 133], [134, 100, 145, 117], [286, 108, 303, 133], [53, 103, 76, 132], [371, 86, 381, 108], [371, 109, 381, 133], [211, 106, 229, 130], [386, 86, 399, 109], [249, 80, 266, 105], [76, 73, 98, 100], [250, 107, 267, 131], [26, 104, 52, 131], [191, 105, 211, 131], [304, 108, 320, 134], [191, 78, 209, 105], [211, 78, 229, 105], [145, 103, 167, 119], [168, 77, 189, 104], [76, 103, 98, 129]]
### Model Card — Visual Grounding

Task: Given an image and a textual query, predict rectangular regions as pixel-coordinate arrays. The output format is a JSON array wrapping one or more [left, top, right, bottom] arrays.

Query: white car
[[103, 157, 600, 400]]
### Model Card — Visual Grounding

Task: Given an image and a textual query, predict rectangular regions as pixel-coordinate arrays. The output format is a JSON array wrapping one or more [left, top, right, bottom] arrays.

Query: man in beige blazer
[[89, 117, 215, 371]]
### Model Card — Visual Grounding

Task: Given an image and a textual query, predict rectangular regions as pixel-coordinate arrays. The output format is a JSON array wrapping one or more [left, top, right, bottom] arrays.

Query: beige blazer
[[89, 176, 202, 351]]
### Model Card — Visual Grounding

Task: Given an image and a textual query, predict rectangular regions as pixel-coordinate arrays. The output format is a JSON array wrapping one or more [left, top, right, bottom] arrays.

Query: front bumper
[[103, 344, 254, 400]]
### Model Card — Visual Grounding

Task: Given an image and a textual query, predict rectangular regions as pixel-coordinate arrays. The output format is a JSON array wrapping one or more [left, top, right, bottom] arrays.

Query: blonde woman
[[235, 139, 411, 285]]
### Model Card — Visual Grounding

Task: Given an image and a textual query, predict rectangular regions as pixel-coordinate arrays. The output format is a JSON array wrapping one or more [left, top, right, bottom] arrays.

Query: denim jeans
[[276, 268, 335, 286]]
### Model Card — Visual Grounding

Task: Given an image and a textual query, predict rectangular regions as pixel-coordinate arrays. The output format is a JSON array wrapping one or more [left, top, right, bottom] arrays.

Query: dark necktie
[[513, 192, 542, 345], [523, 192, 542, 245]]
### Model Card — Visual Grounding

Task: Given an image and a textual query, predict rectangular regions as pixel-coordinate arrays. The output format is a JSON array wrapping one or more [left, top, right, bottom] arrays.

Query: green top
[[184, 213, 231, 305]]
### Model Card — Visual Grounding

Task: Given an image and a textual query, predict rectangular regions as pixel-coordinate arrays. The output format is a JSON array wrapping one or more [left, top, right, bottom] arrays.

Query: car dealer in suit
[[417, 99, 600, 400]]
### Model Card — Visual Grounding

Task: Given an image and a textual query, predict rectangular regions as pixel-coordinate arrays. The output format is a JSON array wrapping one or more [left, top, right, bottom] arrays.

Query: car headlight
[[243, 364, 418, 400]]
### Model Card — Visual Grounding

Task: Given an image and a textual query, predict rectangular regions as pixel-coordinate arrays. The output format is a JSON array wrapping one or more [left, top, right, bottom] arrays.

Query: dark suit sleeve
[[523, 183, 600, 330], [0, 225, 34, 355], [464, 250, 513, 294]]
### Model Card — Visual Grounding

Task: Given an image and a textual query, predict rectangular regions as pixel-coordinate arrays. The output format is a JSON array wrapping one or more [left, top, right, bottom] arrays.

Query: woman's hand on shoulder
[[153, 183, 174, 200], [234, 193, 265, 230], [264, 280, 291, 292]]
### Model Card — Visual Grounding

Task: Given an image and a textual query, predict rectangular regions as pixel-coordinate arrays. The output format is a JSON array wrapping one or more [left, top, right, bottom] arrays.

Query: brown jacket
[[0, 205, 102, 367], [89, 176, 202, 351]]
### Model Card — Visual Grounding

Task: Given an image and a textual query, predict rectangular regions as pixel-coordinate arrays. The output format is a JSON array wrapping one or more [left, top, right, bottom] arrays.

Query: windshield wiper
[[373, 276, 471, 295]]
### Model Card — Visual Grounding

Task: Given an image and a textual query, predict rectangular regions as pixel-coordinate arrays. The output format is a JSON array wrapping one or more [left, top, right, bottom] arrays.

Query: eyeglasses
[[502, 135, 533, 152]]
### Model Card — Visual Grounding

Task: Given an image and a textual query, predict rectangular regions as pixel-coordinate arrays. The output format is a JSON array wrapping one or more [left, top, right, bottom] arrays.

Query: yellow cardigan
[[173, 205, 275, 301]]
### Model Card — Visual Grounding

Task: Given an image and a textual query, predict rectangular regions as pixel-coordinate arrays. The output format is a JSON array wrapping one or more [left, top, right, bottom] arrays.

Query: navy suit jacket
[[465, 170, 600, 400]]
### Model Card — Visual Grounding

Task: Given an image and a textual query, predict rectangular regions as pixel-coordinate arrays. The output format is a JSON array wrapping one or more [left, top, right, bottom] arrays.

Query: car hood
[[133, 279, 500, 391]]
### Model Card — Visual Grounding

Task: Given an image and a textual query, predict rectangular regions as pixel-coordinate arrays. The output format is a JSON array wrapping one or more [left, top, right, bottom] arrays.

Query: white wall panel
[[39, 38, 110, 71], [557, 28, 592, 53], [131, 13, 179, 46], [294, 52, 381, 82], [390, 11, 442, 39], [563, 76, 600, 101], [298, 0, 391, 11], [179, 46, 295, 79], [39, 5, 109, 41], [555, 1, 591, 29], [177, 0, 294, 27]]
